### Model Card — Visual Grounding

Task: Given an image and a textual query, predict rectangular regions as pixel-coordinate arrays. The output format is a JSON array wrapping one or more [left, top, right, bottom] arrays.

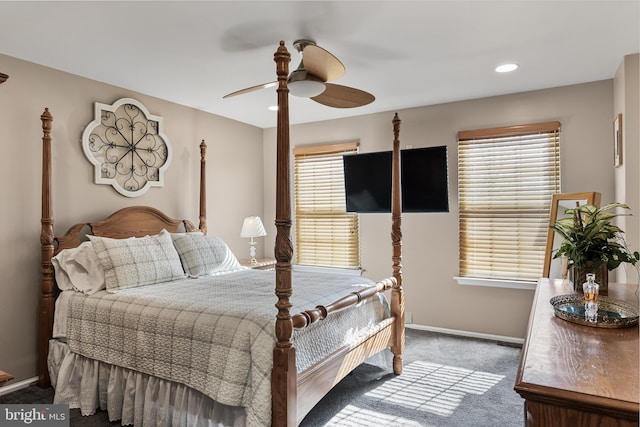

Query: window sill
[[294, 264, 362, 276], [454, 276, 537, 291]]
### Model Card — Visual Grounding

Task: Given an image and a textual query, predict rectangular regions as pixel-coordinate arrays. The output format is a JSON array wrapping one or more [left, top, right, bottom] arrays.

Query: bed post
[[272, 41, 296, 426], [199, 139, 207, 234], [38, 108, 54, 388], [390, 113, 404, 375]]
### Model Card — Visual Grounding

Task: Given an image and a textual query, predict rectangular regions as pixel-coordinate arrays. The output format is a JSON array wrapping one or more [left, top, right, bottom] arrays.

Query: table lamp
[[240, 216, 267, 264]]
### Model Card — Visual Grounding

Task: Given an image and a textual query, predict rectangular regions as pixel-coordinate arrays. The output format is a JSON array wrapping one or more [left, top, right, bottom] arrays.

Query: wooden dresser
[[515, 279, 639, 426]]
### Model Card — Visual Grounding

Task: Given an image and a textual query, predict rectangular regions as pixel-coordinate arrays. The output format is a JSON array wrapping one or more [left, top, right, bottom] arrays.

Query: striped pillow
[[89, 229, 186, 292]]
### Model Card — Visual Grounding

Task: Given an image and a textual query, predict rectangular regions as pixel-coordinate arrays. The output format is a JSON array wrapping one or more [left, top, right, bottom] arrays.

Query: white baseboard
[[407, 323, 524, 345], [0, 376, 38, 396]]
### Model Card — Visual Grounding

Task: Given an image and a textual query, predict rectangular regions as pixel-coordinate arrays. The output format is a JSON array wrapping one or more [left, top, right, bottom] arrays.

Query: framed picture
[[614, 113, 622, 167]]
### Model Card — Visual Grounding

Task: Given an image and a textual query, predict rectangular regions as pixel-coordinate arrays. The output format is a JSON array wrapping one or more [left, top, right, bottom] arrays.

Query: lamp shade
[[240, 216, 267, 238]]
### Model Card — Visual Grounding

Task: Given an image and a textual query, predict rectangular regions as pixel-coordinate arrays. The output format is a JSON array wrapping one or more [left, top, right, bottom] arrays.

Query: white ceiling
[[1, 1, 638, 128]]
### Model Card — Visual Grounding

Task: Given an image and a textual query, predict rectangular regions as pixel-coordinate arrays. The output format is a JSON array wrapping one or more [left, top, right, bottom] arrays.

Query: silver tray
[[550, 293, 639, 328]]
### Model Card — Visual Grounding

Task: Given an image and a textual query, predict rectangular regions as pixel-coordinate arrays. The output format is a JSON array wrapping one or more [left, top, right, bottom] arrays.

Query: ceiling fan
[[223, 39, 375, 108]]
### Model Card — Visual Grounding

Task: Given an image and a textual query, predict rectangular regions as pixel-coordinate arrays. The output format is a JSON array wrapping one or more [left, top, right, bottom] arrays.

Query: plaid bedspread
[[65, 269, 389, 426]]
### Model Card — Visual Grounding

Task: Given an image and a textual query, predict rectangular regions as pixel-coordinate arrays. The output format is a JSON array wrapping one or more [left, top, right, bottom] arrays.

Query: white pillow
[[89, 229, 186, 292], [52, 241, 106, 295], [171, 233, 241, 278]]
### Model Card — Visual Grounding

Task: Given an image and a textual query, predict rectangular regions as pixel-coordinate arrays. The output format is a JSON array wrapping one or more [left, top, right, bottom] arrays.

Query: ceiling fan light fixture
[[289, 80, 326, 97], [288, 68, 326, 98]]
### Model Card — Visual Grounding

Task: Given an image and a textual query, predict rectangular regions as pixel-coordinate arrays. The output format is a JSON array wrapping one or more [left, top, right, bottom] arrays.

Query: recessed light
[[268, 105, 278, 111], [495, 63, 519, 73]]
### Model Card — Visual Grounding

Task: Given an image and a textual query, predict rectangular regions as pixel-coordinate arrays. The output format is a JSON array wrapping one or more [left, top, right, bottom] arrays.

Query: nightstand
[[0, 370, 14, 387], [240, 258, 276, 271]]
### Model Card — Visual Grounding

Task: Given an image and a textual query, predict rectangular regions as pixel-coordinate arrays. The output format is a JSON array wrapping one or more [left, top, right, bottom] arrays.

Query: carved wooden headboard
[[54, 206, 199, 256]]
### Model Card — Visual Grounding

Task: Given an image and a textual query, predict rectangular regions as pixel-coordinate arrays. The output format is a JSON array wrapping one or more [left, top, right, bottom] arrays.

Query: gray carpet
[[0, 329, 524, 426]]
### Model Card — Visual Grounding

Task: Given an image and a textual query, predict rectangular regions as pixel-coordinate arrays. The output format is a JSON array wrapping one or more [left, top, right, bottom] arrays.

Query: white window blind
[[294, 142, 360, 269], [458, 122, 561, 282]]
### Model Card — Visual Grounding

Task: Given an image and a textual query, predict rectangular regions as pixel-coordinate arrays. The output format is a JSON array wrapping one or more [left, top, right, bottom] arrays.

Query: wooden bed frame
[[37, 41, 404, 426]]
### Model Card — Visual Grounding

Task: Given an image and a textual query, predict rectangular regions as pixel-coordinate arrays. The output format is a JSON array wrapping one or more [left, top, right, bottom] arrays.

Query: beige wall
[[263, 79, 618, 340], [0, 54, 264, 383], [614, 54, 640, 284], [3, 50, 636, 385]]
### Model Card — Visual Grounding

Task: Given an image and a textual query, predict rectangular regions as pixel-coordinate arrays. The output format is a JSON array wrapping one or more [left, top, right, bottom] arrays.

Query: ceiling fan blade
[[311, 83, 375, 108], [223, 81, 277, 99], [302, 44, 345, 82]]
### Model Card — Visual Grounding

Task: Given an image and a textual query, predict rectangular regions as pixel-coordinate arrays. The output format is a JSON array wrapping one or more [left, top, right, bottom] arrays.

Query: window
[[293, 141, 360, 269], [457, 122, 560, 282]]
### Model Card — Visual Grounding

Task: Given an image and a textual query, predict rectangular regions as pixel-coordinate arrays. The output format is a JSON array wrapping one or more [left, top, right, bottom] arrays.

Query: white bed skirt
[[48, 340, 246, 427]]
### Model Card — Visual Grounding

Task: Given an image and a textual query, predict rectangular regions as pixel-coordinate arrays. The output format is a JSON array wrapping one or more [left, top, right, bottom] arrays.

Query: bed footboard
[[296, 318, 396, 423], [292, 113, 405, 422], [292, 276, 398, 422], [292, 277, 396, 328], [271, 39, 404, 424]]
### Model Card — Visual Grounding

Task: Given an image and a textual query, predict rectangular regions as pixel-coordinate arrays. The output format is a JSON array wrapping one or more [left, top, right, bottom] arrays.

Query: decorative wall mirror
[[82, 98, 172, 197], [543, 192, 601, 279]]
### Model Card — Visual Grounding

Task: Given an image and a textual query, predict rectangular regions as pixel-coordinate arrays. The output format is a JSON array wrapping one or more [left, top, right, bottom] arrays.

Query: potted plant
[[551, 202, 639, 294]]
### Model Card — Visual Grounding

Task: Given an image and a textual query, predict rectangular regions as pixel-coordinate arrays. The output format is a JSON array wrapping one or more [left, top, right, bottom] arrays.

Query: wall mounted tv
[[343, 146, 449, 213]]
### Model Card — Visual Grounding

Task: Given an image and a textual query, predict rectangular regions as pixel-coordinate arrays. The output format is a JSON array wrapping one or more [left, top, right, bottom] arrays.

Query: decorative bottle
[[582, 273, 599, 323]]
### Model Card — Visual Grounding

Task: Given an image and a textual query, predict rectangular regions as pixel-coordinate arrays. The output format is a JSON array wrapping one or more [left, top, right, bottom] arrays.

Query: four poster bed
[[38, 41, 405, 426]]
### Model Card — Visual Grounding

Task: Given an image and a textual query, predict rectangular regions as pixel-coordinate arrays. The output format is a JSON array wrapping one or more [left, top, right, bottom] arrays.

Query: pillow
[[171, 232, 241, 278], [89, 229, 186, 292], [52, 241, 106, 295]]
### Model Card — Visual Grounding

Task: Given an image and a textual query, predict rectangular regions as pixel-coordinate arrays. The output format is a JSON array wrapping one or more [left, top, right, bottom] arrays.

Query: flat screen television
[[343, 146, 449, 213]]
